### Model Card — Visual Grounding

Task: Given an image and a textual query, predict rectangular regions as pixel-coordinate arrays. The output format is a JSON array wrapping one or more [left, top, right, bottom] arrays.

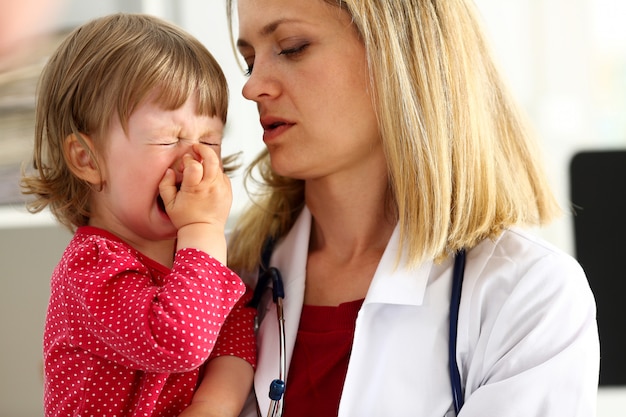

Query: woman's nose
[[241, 61, 280, 102]]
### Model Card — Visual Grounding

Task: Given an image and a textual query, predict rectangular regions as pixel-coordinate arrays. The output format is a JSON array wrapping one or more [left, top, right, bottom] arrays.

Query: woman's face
[[236, 0, 383, 182]]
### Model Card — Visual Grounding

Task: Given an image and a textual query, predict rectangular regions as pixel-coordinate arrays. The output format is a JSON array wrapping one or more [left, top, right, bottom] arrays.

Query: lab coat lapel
[[339, 227, 441, 416], [364, 225, 433, 306], [253, 208, 311, 414]]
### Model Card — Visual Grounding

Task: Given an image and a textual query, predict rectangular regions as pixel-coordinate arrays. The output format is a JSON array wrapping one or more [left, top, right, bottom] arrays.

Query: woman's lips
[[261, 117, 294, 143], [263, 123, 293, 143]]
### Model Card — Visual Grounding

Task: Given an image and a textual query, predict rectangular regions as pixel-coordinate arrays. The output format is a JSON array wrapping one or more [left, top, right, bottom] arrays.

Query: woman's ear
[[63, 133, 102, 185]]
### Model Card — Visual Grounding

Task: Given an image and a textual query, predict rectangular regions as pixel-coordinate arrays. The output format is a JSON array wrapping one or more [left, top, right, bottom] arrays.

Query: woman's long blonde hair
[[227, 0, 559, 272], [21, 13, 232, 231]]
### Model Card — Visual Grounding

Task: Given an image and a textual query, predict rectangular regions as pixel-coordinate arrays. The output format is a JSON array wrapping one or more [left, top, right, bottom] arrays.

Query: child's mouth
[[157, 195, 166, 213], [157, 183, 181, 214]]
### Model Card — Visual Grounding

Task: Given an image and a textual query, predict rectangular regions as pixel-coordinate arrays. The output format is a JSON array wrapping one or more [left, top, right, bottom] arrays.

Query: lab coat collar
[[274, 207, 433, 307], [364, 225, 433, 306]]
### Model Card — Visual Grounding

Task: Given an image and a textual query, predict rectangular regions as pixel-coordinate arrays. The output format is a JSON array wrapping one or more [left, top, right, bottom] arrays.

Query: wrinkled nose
[[171, 150, 201, 182]]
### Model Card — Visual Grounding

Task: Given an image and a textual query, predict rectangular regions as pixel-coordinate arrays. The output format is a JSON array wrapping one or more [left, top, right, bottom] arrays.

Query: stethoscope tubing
[[267, 296, 286, 417], [449, 249, 467, 414], [252, 238, 467, 417]]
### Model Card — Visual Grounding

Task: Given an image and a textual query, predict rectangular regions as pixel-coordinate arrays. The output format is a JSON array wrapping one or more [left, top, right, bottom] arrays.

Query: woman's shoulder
[[458, 235, 599, 415], [463, 228, 592, 309], [470, 228, 585, 280]]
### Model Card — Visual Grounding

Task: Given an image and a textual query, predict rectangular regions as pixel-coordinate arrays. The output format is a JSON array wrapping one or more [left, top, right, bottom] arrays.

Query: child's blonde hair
[[21, 13, 232, 231]]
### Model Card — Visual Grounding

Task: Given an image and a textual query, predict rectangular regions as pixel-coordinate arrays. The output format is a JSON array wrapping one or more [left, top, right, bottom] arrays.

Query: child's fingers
[[180, 153, 204, 188], [158, 168, 177, 207], [192, 144, 222, 181]]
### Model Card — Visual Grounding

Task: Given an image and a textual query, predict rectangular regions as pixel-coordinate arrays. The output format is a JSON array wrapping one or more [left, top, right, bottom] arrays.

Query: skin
[[179, 356, 254, 417], [236, 0, 396, 306], [66, 91, 231, 267]]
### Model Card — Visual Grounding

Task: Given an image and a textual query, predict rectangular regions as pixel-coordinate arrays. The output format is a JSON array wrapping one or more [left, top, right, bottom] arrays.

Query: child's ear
[[64, 133, 102, 185]]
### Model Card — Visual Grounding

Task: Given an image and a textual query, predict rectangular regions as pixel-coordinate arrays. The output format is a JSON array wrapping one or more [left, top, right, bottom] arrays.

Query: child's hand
[[159, 144, 232, 231], [158, 144, 232, 262]]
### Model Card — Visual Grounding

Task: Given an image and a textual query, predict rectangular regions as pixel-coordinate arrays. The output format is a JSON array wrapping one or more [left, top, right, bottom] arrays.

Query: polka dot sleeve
[[55, 228, 245, 373], [210, 285, 257, 368]]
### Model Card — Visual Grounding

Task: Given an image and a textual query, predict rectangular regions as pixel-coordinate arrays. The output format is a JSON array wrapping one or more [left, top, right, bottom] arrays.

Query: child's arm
[[181, 287, 257, 417], [179, 356, 254, 417], [180, 286, 257, 417]]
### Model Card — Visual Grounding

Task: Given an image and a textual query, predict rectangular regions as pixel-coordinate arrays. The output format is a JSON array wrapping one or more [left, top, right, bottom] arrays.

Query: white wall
[[0, 216, 71, 417], [0, 1, 624, 415], [474, 0, 626, 256]]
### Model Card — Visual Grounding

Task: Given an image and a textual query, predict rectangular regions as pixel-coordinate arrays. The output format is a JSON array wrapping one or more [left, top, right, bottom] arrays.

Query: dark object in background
[[570, 149, 626, 386]]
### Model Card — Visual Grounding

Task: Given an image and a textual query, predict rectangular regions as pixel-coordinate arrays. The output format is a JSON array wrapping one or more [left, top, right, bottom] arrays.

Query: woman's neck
[[305, 167, 395, 257], [302, 174, 396, 306]]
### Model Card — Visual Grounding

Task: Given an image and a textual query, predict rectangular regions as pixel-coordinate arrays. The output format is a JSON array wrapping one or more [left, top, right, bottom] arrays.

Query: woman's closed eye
[[278, 43, 309, 57], [244, 60, 254, 76], [243, 43, 310, 76]]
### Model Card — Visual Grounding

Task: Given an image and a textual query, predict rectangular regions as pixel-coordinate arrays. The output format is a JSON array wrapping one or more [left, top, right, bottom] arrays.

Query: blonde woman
[[223, 0, 599, 416]]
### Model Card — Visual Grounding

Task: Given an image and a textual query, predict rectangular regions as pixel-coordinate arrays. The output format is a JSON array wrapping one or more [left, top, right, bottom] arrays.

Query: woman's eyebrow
[[236, 18, 303, 48]]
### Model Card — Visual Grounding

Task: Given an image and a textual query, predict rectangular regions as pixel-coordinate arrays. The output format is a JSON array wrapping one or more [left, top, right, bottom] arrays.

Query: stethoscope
[[249, 237, 467, 417]]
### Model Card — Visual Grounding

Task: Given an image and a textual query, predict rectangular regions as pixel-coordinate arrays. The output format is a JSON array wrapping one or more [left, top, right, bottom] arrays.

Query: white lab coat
[[239, 207, 599, 417]]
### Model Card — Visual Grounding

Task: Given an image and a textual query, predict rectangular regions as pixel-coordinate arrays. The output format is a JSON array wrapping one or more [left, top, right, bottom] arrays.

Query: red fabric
[[43, 226, 256, 417], [283, 298, 364, 417]]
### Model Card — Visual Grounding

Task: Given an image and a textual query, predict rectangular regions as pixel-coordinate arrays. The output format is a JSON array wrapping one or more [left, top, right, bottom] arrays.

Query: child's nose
[[172, 150, 201, 181]]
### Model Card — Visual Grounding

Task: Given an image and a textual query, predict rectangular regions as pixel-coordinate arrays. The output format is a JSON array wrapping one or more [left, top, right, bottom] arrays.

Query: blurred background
[[0, 0, 624, 415]]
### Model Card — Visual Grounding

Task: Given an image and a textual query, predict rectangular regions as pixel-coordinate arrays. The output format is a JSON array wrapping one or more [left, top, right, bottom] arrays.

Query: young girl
[[21, 13, 255, 417]]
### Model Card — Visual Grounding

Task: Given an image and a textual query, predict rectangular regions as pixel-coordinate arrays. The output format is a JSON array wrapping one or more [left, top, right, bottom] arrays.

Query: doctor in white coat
[[223, 0, 601, 415], [238, 208, 598, 416]]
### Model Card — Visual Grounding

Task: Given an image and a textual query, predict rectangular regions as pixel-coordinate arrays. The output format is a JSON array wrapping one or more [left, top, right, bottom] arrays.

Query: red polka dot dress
[[43, 226, 256, 417]]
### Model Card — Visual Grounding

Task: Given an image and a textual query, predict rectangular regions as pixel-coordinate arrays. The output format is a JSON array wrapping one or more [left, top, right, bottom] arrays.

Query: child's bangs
[[151, 50, 228, 121]]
